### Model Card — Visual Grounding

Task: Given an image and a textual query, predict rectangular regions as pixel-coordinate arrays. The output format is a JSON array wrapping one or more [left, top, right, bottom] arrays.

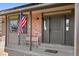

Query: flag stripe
[[17, 13, 27, 35]]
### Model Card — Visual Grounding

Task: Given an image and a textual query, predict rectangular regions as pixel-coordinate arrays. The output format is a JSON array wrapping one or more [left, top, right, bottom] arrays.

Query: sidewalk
[[5, 43, 74, 56]]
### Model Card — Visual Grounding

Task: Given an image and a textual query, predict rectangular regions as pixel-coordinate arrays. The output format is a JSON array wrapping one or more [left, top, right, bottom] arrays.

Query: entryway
[[42, 13, 74, 46]]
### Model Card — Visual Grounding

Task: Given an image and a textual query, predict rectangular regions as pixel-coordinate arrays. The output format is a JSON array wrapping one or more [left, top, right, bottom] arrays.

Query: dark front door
[[50, 15, 65, 44]]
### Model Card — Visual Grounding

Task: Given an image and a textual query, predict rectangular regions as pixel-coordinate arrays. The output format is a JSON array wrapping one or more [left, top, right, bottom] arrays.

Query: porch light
[[36, 17, 39, 20]]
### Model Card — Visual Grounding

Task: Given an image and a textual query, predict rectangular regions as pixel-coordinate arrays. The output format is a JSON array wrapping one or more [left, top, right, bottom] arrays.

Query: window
[[9, 19, 27, 33], [66, 19, 70, 31], [44, 19, 47, 31], [9, 20, 18, 32], [9, 13, 28, 33]]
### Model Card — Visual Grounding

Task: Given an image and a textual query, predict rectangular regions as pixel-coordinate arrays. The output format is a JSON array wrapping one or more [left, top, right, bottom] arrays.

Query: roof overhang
[[0, 3, 74, 15], [0, 4, 55, 15]]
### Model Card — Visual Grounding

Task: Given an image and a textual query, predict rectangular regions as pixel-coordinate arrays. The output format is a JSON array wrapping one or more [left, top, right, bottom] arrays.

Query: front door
[[50, 15, 65, 44]]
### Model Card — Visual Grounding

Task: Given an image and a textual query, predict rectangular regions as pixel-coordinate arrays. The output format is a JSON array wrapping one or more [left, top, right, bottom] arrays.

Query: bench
[[25, 36, 39, 47]]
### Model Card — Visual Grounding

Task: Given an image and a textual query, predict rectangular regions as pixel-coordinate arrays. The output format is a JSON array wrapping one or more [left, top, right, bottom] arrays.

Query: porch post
[[5, 15, 8, 46], [29, 10, 32, 51], [75, 3, 79, 56], [18, 35, 21, 45]]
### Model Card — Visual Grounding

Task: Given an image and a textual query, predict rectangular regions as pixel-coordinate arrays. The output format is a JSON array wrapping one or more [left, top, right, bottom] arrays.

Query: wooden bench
[[25, 36, 39, 47]]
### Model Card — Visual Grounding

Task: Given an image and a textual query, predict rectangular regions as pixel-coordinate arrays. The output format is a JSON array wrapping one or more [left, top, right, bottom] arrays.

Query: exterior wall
[[0, 15, 7, 42], [2, 16, 7, 46], [0, 16, 6, 36], [32, 12, 42, 42], [0, 15, 8, 55]]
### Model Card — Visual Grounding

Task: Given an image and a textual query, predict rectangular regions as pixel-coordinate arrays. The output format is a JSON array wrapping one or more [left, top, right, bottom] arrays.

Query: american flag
[[17, 12, 27, 35]]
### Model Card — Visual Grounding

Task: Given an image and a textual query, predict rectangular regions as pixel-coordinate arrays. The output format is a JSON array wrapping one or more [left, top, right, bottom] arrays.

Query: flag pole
[[18, 34, 21, 45], [29, 10, 32, 51], [18, 12, 21, 45]]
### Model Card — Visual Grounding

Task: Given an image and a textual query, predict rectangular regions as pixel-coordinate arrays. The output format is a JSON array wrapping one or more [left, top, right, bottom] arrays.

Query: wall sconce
[[36, 17, 39, 20]]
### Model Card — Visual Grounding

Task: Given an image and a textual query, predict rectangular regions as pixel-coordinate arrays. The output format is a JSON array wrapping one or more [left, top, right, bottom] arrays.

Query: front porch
[[5, 43, 74, 56]]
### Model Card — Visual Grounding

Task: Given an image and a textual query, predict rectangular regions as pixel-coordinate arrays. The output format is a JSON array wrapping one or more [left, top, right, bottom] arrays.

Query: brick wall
[[32, 12, 42, 42]]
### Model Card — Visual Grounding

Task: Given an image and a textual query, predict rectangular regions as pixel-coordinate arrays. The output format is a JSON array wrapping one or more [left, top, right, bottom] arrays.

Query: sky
[[0, 3, 26, 11]]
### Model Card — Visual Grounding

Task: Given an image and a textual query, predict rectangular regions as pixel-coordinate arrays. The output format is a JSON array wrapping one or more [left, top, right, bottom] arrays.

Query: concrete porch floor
[[5, 43, 74, 56]]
